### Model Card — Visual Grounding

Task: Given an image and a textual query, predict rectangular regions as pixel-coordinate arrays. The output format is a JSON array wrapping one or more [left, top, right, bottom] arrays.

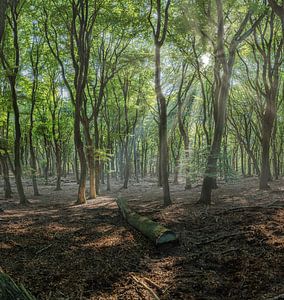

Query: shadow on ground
[[0, 177, 283, 299]]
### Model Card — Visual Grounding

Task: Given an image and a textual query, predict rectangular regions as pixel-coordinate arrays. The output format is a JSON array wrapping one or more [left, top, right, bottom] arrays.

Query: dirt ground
[[0, 176, 283, 300]]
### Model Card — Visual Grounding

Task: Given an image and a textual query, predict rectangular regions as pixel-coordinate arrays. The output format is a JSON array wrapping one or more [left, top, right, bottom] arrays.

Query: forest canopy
[[0, 0, 283, 204]]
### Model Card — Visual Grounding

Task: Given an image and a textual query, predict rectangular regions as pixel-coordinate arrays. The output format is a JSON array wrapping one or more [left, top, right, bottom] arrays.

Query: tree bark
[[29, 39, 40, 196], [149, 0, 171, 206], [9, 76, 28, 204], [0, 2, 28, 204], [199, 0, 259, 204], [74, 105, 87, 204], [0, 154, 12, 198], [70, 0, 98, 204], [259, 106, 275, 189], [116, 198, 178, 245], [0, 0, 7, 43]]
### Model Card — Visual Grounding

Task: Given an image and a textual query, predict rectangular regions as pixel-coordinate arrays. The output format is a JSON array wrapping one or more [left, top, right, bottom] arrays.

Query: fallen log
[[116, 198, 178, 245], [0, 271, 36, 300]]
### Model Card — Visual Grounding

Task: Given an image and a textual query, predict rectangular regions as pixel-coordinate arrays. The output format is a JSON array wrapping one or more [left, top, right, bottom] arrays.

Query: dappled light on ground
[[0, 177, 283, 299]]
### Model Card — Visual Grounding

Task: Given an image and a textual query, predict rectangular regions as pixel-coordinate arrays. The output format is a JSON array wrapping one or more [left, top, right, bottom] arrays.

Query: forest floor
[[0, 176, 283, 300]]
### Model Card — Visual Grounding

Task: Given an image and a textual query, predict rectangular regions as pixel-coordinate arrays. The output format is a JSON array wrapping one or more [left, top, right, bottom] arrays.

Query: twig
[[143, 277, 162, 292], [265, 294, 284, 300], [219, 247, 240, 255], [35, 244, 52, 255], [267, 200, 283, 207], [195, 232, 244, 245], [218, 202, 283, 214], [131, 275, 160, 300]]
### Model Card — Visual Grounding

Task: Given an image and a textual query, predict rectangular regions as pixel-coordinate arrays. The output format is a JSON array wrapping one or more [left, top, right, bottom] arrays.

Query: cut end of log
[[156, 231, 178, 245]]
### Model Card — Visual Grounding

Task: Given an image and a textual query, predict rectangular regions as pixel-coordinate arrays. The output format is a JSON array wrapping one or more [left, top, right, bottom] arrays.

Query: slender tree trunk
[[198, 0, 260, 203], [123, 140, 130, 188], [178, 110, 191, 189], [82, 122, 96, 199], [44, 139, 49, 184], [101, 161, 105, 184], [9, 77, 28, 204], [0, 155, 12, 198], [29, 39, 40, 196], [94, 119, 100, 195], [74, 149, 79, 184], [106, 163, 111, 191], [157, 132, 162, 187], [0, 0, 7, 43], [155, 45, 171, 206], [259, 107, 275, 189], [272, 123, 279, 179], [74, 106, 87, 204], [29, 132, 39, 195], [199, 71, 230, 204], [29, 104, 39, 195], [173, 155, 179, 185], [87, 148, 96, 198], [248, 155, 252, 176], [70, 0, 97, 204], [134, 138, 139, 183], [0, 3, 28, 204], [54, 145, 62, 190]]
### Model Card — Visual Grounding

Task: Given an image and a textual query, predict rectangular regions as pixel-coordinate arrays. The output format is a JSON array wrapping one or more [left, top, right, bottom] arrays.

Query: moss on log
[[0, 271, 36, 300], [116, 198, 178, 245]]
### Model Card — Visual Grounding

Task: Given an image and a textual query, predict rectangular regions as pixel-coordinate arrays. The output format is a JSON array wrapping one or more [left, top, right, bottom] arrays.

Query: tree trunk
[[87, 148, 96, 199], [74, 100, 87, 204], [29, 136, 39, 195], [29, 39, 40, 196], [178, 116, 191, 189], [134, 138, 139, 183], [54, 145, 62, 191], [74, 149, 79, 184], [173, 157, 179, 185], [199, 73, 230, 204], [157, 159, 162, 185], [123, 141, 130, 189], [82, 123, 96, 199], [272, 123, 279, 180], [155, 44, 171, 206], [101, 161, 105, 184], [259, 104, 275, 189], [106, 161, 111, 191], [94, 119, 100, 195], [9, 77, 28, 205], [70, 0, 97, 204], [0, 0, 8, 43], [0, 155, 12, 199]]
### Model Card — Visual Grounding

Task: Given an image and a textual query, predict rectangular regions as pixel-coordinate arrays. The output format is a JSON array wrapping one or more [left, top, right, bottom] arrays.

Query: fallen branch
[[131, 275, 160, 300], [116, 198, 178, 245]]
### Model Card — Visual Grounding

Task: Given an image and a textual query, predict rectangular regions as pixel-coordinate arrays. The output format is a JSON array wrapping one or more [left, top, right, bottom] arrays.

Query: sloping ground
[[0, 177, 283, 299]]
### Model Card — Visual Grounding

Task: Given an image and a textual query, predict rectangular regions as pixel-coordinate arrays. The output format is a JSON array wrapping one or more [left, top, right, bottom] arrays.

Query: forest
[[0, 0, 283, 299]]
